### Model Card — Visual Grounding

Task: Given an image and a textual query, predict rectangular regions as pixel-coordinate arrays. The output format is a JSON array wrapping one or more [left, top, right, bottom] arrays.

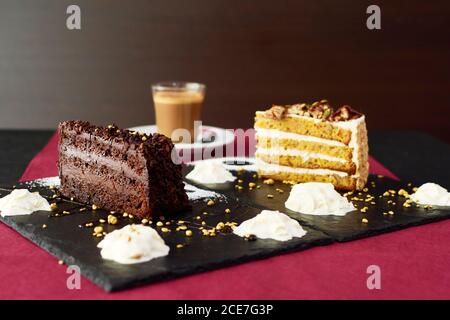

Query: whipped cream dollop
[[98, 224, 169, 264], [410, 183, 450, 206], [285, 182, 355, 216], [233, 210, 307, 241], [186, 160, 236, 184], [0, 189, 51, 217]]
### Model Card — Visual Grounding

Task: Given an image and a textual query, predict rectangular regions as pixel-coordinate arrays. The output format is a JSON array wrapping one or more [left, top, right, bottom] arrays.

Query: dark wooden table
[[0, 130, 449, 187]]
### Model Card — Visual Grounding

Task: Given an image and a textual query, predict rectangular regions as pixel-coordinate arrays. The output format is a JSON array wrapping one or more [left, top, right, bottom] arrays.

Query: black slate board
[[183, 166, 450, 242], [0, 180, 331, 292], [1, 165, 450, 292]]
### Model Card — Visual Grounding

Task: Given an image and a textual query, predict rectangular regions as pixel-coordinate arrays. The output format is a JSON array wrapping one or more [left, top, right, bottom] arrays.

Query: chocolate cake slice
[[58, 121, 190, 218]]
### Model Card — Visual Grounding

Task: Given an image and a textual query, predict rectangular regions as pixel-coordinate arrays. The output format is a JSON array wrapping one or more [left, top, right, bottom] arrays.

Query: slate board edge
[[107, 231, 333, 292]]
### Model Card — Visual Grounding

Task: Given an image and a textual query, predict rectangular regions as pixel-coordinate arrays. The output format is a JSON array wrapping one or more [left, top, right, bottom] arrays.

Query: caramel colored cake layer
[[58, 121, 190, 218], [254, 101, 369, 190]]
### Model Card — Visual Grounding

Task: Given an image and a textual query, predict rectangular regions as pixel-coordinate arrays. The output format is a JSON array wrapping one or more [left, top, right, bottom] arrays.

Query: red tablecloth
[[1, 132, 449, 299]]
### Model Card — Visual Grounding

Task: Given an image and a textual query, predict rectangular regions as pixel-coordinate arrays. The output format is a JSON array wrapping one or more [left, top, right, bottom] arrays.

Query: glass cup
[[152, 82, 206, 143]]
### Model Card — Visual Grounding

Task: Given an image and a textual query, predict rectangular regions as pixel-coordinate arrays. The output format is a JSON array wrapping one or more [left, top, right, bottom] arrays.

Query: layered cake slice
[[254, 101, 369, 190], [58, 121, 190, 218]]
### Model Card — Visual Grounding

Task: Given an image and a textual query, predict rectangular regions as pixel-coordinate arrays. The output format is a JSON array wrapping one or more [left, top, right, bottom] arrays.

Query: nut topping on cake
[[330, 105, 362, 121], [265, 105, 288, 120], [262, 100, 362, 122]]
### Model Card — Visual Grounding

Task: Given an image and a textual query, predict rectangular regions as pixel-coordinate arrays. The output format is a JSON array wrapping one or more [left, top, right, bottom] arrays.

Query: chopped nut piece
[[161, 227, 170, 233], [50, 203, 58, 211], [94, 226, 103, 234], [263, 178, 275, 185], [92, 204, 98, 210], [42, 224, 47, 229], [185, 230, 193, 237], [244, 234, 257, 241], [267, 194, 274, 199], [99, 219, 106, 223], [360, 207, 368, 213], [249, 182, 256, 188], [265, 105, 287, 120], [362, 218, 369, 224], [225, 208, 231, 214], [107, 215, 118, 225], [58, 260, 64, 265], [388, 211, 394, 215], [207, 199, 215, 206], [216, 222, 225, 230], [141, 218, 149, 225], [156, 221, 164, 227]]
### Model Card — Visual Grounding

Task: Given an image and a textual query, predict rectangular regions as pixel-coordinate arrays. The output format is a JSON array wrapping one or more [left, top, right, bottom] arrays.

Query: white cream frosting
[[97, 224, 170, 264], [255, 158, 349, 177], [410, 183, 450, 206], [233, 210, 307, 241], [255, 128, 345, 147], [256, 147, 347, 163], [334, 116, 365, 177], [0, 189, 51, 217], [285, 182, 356, 215], [186, 160, 236, 184]]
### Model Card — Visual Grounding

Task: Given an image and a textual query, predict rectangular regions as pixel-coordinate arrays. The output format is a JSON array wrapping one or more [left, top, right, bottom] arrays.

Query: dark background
[[0, 0, 449, 141]]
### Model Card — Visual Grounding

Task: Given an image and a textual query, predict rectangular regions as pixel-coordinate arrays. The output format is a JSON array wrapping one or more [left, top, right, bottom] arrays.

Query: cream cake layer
[[255, 159, 357, 190], [255, 111, 353, 144], [255, 152, 356, 174]]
